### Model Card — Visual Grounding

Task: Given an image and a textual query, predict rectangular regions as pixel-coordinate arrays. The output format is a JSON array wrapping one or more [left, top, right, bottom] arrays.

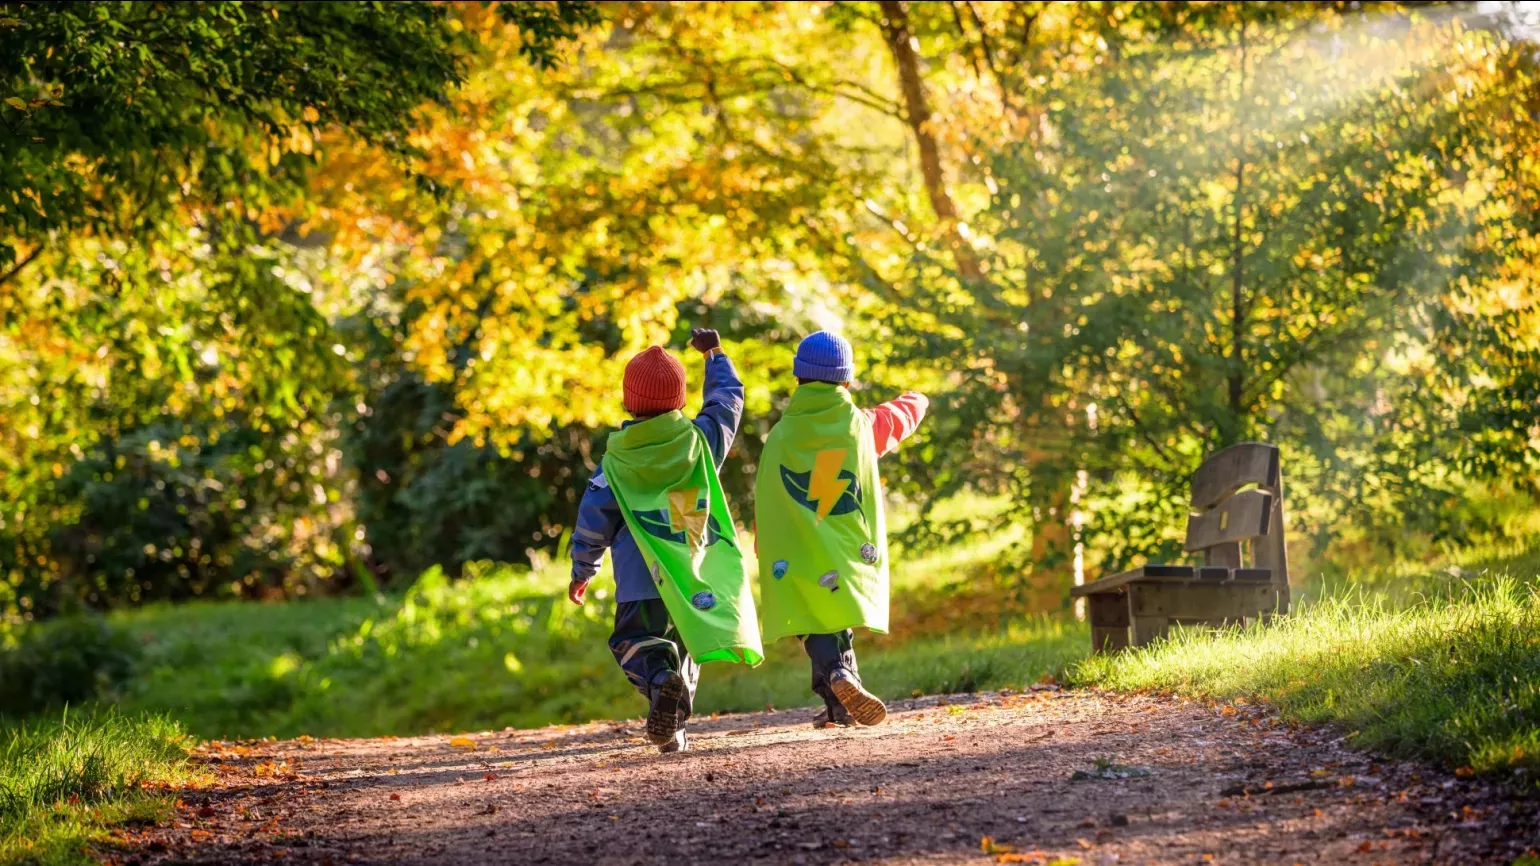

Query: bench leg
[[1130, 615, 1170, 647], [1087, 592, 1130, 654]]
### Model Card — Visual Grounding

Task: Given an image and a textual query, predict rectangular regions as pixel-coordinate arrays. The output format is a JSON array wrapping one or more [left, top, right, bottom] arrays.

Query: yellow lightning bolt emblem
[[807, 449, 851, 524], [666, 487, 708, 548]]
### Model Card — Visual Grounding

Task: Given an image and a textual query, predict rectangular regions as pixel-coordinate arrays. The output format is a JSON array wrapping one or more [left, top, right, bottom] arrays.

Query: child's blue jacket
[[570, 353, 744, 602]]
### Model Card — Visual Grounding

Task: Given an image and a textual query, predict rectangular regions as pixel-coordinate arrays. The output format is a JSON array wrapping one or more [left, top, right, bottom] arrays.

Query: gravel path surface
[[116, 689, 1538, 865]]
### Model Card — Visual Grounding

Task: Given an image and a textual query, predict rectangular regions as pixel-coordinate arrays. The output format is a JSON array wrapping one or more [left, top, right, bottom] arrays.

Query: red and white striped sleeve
[[864, 392, 929, 458]]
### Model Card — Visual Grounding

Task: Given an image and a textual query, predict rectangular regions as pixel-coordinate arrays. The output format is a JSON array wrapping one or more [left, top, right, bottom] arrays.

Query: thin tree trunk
[[880, 0, 1070, 592], [876, 0, 982, 281], [1227, 22, 1249, 442]]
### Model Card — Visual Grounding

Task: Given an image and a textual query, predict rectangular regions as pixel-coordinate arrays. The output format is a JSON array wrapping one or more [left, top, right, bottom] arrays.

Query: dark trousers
[[801, 629, 859, 709], [609, 599, 698, 721]]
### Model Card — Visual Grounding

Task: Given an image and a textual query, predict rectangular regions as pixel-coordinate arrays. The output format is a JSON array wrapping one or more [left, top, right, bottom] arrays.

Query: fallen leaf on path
[[993, 852, 1049, 864], [1075, 837, 1093, 849], [449, 737, 477, 751], [389, 794, 400, 801], [981, 835, 1015, 854]]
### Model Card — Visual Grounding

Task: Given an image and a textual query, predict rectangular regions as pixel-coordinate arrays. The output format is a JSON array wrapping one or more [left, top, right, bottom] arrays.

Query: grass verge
[[81, 526, 1084, 739], [1073, 546, 1540, 781], [0, 711, 197, 866], [101, 560, 1083, 739]]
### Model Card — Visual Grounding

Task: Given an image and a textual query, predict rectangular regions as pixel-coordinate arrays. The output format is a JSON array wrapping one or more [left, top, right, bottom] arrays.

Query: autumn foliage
[[2, 1, 1537, 623]]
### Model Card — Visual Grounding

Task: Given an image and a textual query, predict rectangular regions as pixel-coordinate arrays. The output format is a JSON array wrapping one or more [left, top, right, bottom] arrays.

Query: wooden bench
[[1070, 442, 1291, 652]]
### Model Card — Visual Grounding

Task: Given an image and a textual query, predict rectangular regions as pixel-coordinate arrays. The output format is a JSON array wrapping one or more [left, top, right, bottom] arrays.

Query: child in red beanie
[[568, 330, 748, 753]]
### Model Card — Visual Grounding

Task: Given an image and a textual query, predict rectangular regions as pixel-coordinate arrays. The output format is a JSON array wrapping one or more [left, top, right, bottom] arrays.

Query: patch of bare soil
[[113, 690, 1537, 865]]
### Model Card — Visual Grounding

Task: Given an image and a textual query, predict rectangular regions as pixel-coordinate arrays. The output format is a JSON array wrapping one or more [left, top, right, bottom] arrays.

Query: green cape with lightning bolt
[[754, 382, 888, 642], [604, 412, 764, 666]]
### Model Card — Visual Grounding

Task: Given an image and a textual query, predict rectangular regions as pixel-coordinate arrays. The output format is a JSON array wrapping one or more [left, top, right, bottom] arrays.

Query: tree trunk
[[876, 0, 982, 281], [1226, 21, 1249, 445], [880, 0, 1071, 593]]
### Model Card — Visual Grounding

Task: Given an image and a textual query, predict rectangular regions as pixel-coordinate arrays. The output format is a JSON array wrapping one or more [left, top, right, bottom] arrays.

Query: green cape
[[603, 411, 763, 666], [754, 383, 888, 642]]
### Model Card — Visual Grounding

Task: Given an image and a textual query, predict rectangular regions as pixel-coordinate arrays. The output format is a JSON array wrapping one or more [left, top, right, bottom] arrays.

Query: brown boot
[[830, 672, 887, 726]]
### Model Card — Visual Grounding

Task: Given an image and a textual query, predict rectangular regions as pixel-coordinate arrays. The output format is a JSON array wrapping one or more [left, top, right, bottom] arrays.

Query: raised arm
[[688, 329, 744, 468], [865, 391, 929, 458]]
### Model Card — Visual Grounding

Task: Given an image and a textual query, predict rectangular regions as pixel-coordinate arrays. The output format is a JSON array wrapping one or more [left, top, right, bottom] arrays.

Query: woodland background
[[3, 0, 1538, 630]]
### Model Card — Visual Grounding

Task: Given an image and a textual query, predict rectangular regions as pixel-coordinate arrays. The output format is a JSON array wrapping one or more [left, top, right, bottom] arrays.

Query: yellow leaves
[[449, 736, 478, 751], [253, 760, 297, 780]]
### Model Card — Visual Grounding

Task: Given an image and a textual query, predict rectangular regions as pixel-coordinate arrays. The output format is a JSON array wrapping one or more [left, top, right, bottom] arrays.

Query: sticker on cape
[[859, 543, 879, 565], [818, 570, 839, 592], [779, 462, 862, 520], [630, 508, 736, 549], [771, 560, 789, 580], [691, 591, 717, 611]]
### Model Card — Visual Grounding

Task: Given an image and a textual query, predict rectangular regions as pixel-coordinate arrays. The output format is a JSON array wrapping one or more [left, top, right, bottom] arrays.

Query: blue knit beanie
[[794, 331, 856, 383]]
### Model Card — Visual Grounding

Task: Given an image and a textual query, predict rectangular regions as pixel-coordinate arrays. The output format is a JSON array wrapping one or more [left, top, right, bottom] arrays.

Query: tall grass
[[0, 711, 196, 866], [1074, 574, 1540, 778]]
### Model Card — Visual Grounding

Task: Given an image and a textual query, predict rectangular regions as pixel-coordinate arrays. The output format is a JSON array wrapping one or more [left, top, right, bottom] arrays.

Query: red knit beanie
[[623, 346, 687, 415]]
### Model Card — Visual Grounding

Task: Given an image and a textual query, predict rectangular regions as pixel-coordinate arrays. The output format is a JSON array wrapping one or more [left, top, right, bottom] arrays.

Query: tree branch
[[0, 246, 42, 290]]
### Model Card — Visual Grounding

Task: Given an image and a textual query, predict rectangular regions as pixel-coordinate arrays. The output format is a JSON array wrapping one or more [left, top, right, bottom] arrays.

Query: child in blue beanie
[[755, 331, 928, 728]]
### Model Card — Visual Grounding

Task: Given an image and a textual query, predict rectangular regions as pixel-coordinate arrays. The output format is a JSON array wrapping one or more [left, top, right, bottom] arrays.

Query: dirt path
[[116, 690, 1536, 865]]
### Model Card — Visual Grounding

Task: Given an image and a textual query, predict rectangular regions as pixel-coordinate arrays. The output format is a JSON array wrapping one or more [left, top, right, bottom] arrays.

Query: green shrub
[[0, 618, 139, 718]]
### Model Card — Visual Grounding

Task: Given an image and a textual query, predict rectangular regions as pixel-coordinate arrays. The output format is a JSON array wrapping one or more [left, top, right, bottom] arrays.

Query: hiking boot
[[646, 671, 687, 745], [830, 671, 887, 726], [812, 702, 855, 729], [658, 729, 688, 754]]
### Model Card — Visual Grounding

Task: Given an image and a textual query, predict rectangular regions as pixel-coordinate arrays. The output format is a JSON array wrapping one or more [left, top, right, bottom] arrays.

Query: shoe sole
[[646, 674, 685, 745], [831, 677, 887, 726]]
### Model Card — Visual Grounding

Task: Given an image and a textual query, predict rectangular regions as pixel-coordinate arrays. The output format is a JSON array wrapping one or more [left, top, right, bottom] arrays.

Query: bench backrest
[[1184, 442, 1289, 603]]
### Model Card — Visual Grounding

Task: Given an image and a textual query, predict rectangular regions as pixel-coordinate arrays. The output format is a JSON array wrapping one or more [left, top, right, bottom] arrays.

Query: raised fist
[[690, 328, 722, 354]]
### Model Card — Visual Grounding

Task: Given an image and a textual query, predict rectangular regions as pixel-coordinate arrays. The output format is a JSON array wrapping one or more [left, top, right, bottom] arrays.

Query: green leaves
[[0, 1, 467, 267]]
